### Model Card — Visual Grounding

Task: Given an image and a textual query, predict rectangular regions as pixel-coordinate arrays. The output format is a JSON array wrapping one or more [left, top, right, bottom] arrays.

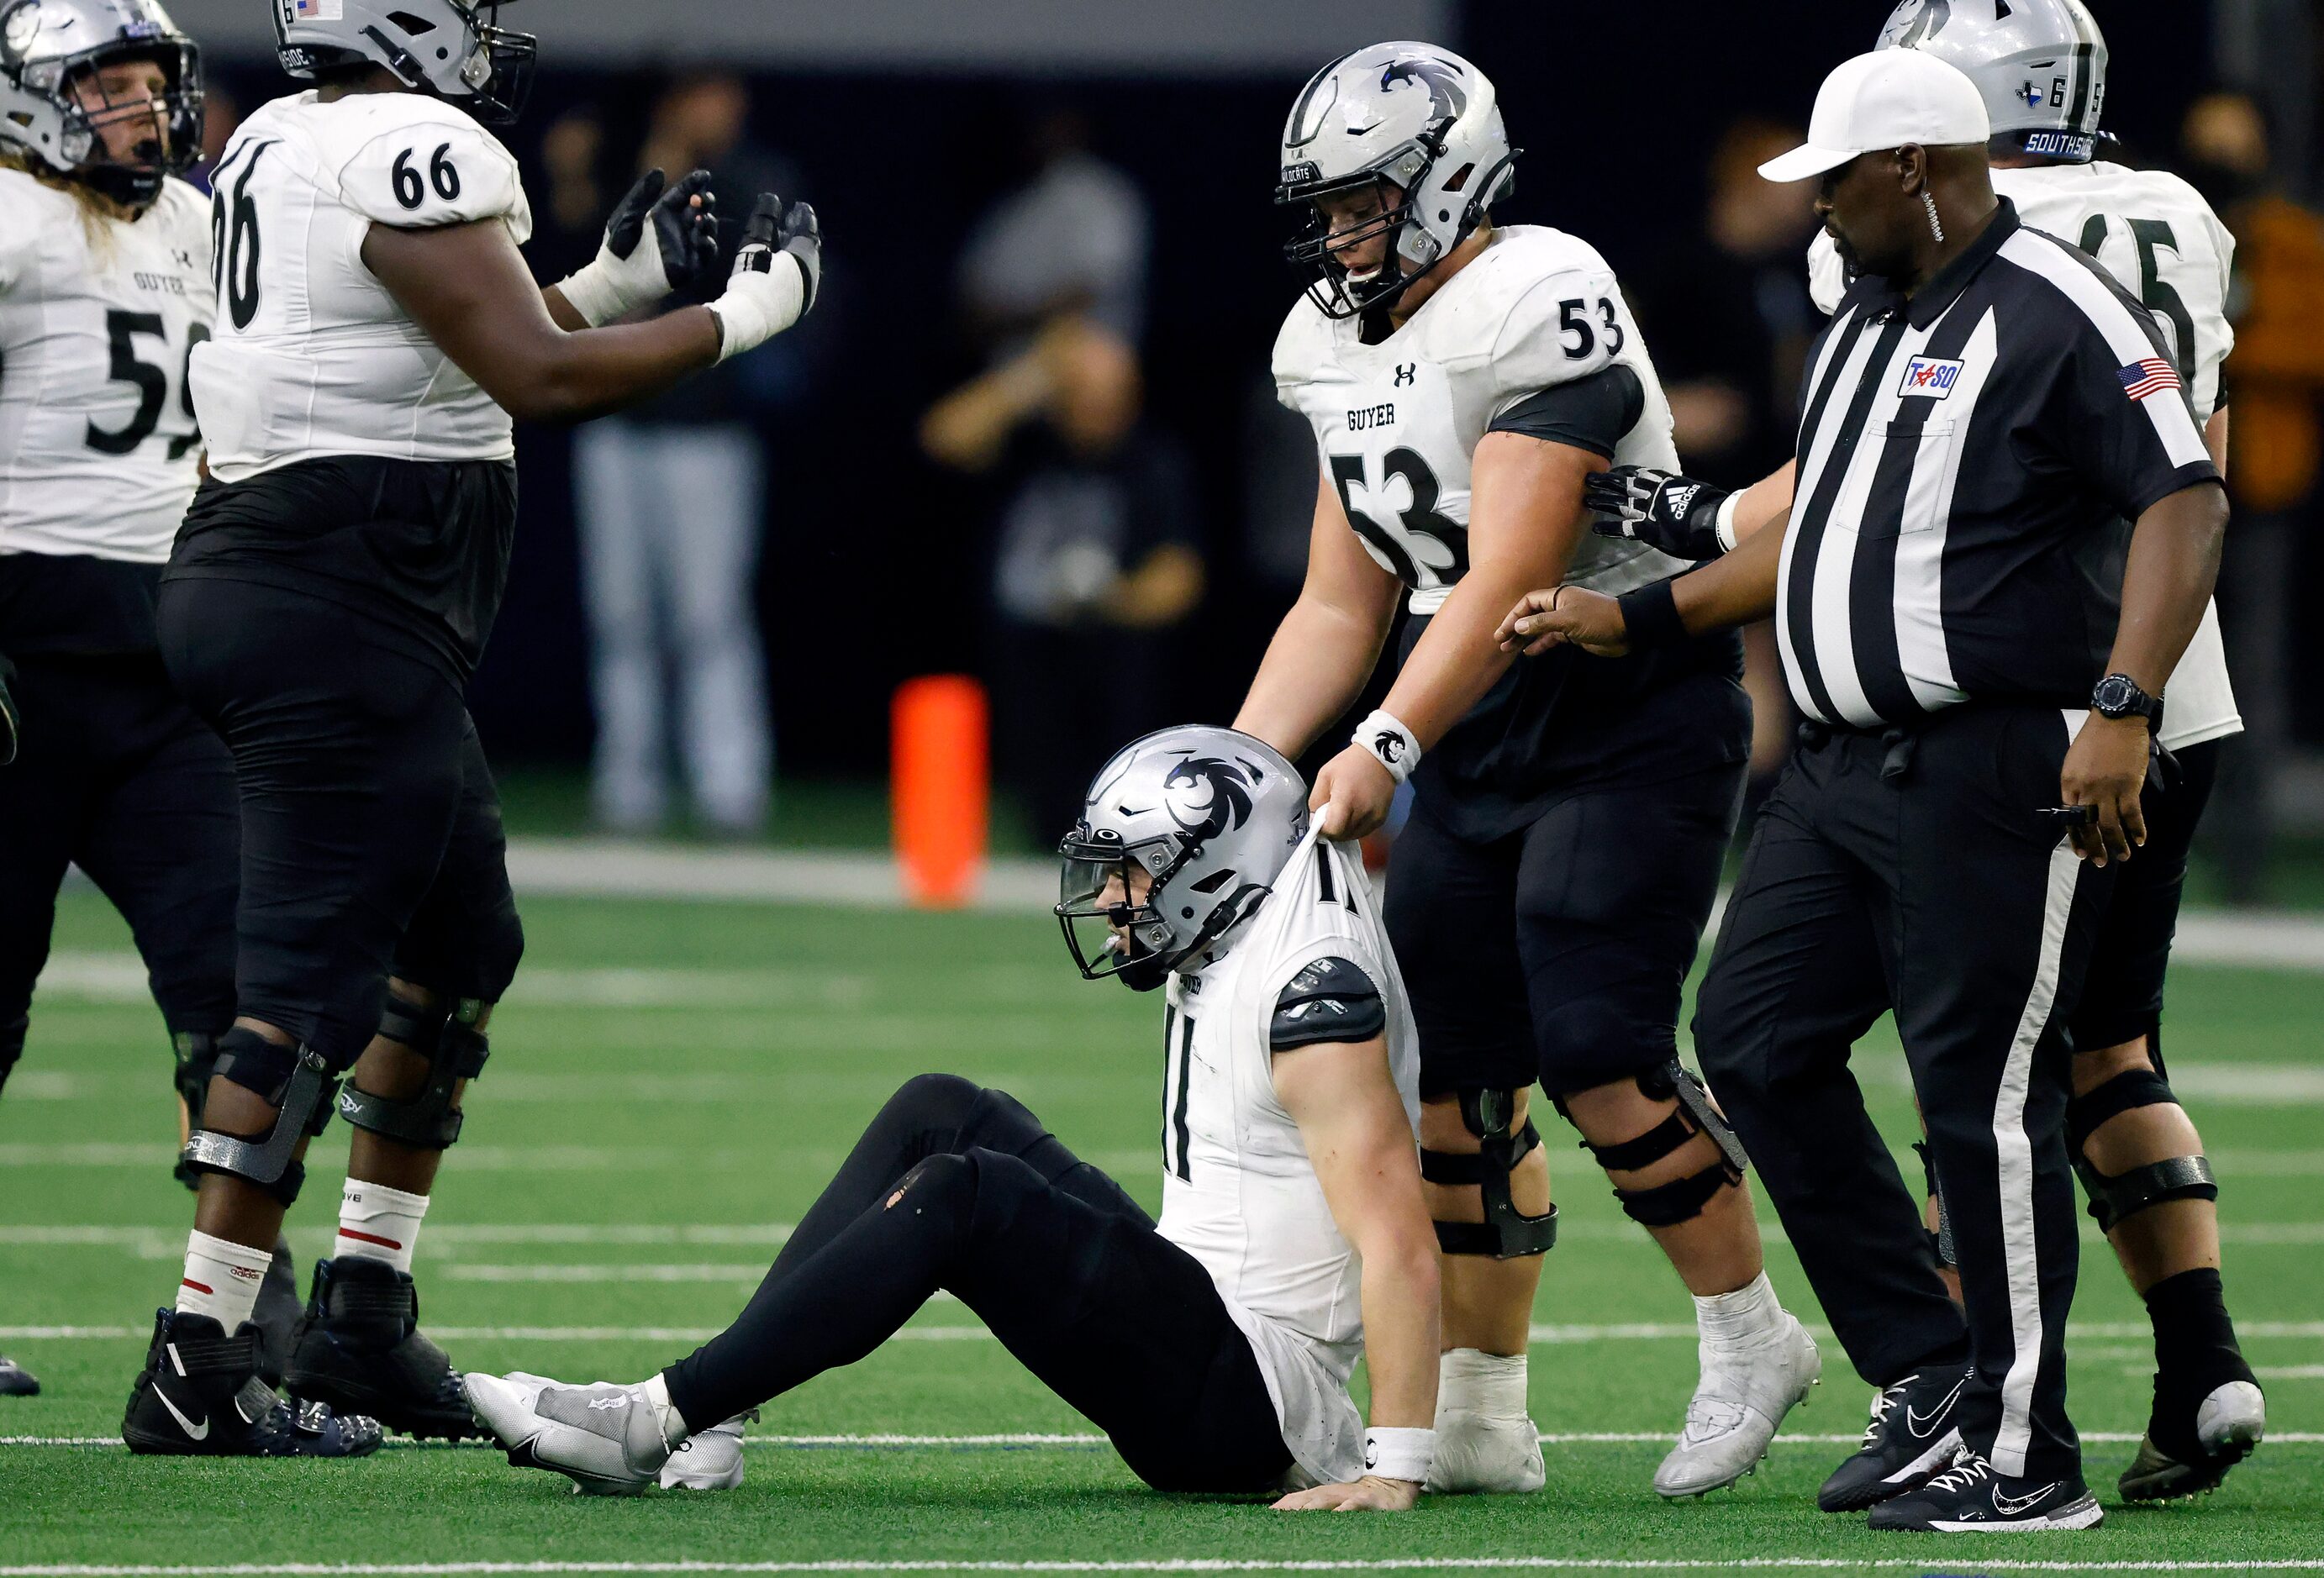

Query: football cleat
[[284, 1256, 477, 1439], [1818, 1360, 1972, 1512], [1866, 1449, 2102, 1532], [0, 1353, 40, 1397], [122, 1308, 382, 1457], [1425, 1412, 1545, 1495], [1653, 1311, 1821, 1499], [465, 1372, 671, 1495], [2118, 1378, 2266, 1502], [660, 1410, 755, 1491]]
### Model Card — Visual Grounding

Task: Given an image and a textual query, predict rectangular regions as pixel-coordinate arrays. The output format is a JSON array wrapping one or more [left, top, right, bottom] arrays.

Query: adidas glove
[[707, 194, 820, 364], [555, 169, 721, 329], [1584, 466, 1736, 561]]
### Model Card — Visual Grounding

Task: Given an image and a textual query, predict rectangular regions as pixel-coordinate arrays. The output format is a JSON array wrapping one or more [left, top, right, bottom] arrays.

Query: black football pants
[[1694, 704, 2116, 1484], [662, 1074, 1292, 1494]]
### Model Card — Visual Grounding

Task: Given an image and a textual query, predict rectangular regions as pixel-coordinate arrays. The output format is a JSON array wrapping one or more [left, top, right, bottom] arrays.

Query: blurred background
[[169, 0, 2324, 902]]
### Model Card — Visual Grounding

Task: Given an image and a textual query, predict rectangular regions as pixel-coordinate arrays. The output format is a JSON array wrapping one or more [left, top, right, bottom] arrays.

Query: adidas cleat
[[1653, 1310, 1821, 1499], [1818, 1360, 1972, 1512], [284, 1257, 476, 1439], [2119, 1378, 2266, 1502], [122, 1308, 382, 1457], [1866, 1449, 2102, 1532], [465, 1372, 671, 1495]]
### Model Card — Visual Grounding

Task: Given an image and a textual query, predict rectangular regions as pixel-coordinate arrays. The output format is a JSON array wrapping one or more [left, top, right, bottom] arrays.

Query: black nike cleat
[[122, 1308, 382, 1457], [1867, 1449, 2102, 1532], [250, 1233, 302, 1387], [284, 1257, 477, 1440], [0, 1353, 39, 1397], [2119, 1377, 2266, 1502], [1818, 1360, 1971, 1512]]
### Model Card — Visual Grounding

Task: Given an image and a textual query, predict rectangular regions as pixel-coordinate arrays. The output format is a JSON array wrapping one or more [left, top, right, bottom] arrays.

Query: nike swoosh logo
[[155, 1385, 209, 1441], [1906, 1375, 1968, 1436], [1992, 1481, 2059, 1517]]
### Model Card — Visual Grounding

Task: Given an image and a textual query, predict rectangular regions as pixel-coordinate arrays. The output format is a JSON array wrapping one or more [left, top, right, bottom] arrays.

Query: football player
[[0, 0, 305, 1408], [122, 0, 819, 1456], [1236, 42, 1818, 1500], [1584, 0, 2263, 1506], [466, 727, 1443, 1508]]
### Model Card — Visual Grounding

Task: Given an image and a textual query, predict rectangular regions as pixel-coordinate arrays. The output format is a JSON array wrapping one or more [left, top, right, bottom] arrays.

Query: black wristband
[[1615, 578, 1689, 652]]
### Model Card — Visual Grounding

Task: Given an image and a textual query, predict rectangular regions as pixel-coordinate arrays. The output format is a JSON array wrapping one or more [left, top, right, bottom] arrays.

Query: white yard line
[[9, 1559, 2324, 1575], [9, 1431, 2324, 1452]]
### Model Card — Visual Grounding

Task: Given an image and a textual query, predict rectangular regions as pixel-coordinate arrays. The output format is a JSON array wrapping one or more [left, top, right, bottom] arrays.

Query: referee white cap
[[1758, 49, 1993, 183]]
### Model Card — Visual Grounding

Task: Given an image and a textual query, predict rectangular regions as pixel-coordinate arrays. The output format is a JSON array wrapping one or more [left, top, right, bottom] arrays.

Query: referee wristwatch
[[2091, 673, 2163, 729]]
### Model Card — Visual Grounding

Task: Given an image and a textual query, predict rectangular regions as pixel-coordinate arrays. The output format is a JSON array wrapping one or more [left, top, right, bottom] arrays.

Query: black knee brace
[[1567, 1060, 1747, 1228], [180, 1026, 340, 1206], [171, 1030, 224, 1191], [1911, 1139, 1958, 1269], [2067, 1066, 2216, 1233], [1421, 1088, 1559, 1259], [336, 994, 492, 1150]]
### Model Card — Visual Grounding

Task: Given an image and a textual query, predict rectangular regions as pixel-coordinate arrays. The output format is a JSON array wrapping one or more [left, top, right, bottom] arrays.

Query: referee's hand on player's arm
[[1494, 586, 1629, 658]]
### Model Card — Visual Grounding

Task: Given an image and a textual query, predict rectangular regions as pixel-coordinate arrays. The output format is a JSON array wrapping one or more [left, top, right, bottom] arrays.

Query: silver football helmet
[[0, 0, 201, 205], [1880, 0, 2107, 163], [1277, 40, 1515, 319], [1057, 726, 1310, 992], [274, 0, 535, 127]]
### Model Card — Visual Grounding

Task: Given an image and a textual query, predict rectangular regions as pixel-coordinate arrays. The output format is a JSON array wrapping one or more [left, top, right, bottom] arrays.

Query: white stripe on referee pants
[[1989, 833, 2084, 1475]]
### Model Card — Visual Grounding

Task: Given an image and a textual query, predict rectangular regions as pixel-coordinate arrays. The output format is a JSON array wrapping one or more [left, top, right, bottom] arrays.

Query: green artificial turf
[[3, 889, 2319, 1575]]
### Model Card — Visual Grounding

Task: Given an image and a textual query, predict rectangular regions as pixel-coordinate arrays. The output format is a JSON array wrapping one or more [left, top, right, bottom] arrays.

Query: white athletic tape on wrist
[[1714, 491, 1742, 555], [708, 255, 807, 363], [1363, 1426, 1435, 1485], [553, 260, 629, 329], [1353, 709, 1420, 786]]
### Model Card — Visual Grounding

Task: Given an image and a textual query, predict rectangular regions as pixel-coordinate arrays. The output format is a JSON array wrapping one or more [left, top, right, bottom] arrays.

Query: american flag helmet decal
[[2118, 358, 2183, 402]]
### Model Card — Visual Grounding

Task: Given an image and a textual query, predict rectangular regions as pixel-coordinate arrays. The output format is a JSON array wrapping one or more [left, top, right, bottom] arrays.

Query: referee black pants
[[663, 1074, 1294, 1495], [1694, 703, 2116, 1483]]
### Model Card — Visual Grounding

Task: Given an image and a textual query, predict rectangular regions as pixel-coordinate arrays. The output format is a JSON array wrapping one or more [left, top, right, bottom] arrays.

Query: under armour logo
[[1373, 731, 1405, 764], [1393, 363, 1415, 387], [174, 248, 196, 269]]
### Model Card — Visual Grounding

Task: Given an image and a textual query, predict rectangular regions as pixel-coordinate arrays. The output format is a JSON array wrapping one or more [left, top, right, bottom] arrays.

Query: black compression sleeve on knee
[[1614, 1160, 1735, 1227], [2066, 1067, 2176, 1154]]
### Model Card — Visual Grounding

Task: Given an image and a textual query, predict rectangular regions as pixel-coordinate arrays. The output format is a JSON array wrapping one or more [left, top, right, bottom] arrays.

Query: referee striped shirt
[[1778, 199, 2220, 729]]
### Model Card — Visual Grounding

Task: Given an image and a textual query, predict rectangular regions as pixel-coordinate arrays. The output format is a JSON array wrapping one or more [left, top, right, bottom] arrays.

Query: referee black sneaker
[[1866, 1449, 2102, 1532], [1817, 1360, 1971, 1512], [0, 1352, 39, 1396], [284, 1256, 477, 1440], [123, 1308, 382, 1457]]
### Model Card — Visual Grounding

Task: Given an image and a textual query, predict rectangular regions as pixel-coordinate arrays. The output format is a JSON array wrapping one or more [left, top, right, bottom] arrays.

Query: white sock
[[1695, 1270, 1785, 1350], [176, 1229, 272, 1331], [336, 1181, 429, 1275], [643, 1372, 692, 1447], [1436, 1348, 1532, 1423]]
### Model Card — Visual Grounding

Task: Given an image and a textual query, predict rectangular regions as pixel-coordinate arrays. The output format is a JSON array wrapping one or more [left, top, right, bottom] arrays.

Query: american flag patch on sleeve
[[2118, 358, 2183, 401]]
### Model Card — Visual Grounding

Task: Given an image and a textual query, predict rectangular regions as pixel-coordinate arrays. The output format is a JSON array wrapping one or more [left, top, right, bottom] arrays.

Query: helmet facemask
[[452, 2, 535, 126], [1055, 831, 1183, 993], [1280, 164, 1440, 320], [3, 30, 202, 207]]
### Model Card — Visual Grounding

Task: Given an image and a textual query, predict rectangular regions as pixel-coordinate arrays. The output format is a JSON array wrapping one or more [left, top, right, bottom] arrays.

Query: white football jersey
[[1809, 164, 2240, 750], [1274, 224, 1692, 614], [1157, 828, 1420, 1488], [190, 91, 534, 483], [0, 170, 213, 562]]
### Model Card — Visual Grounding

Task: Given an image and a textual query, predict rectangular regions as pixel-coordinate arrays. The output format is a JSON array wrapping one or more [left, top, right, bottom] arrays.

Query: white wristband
[[1713, 491, 1742, 554], [1362, 1426, 1436, 1485], [1353, 709, 1420, 786]]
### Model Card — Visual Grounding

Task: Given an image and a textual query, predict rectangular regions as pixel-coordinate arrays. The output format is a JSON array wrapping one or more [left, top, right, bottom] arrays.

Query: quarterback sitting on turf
[[466, 725, 1445, 1508]]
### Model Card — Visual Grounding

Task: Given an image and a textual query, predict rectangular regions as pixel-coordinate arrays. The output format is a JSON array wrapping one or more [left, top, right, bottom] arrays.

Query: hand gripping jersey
[[1273, 224, 1693, 614], [1810, 163, 2239, 750], [1157, 828, 1420, 1488], [190, 91, 534, 482], [0, 170, 213, 561]]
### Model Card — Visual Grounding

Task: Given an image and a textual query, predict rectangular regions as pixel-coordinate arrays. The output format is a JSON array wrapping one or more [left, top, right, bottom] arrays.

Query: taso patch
[[1897, 355, 1965, 399]]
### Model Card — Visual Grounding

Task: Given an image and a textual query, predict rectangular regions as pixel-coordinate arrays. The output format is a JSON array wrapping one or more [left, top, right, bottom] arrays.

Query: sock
[[336, 1181, 429, 1274], [176, 1229, 272, 1332], [1436, 1348, 1531, 1423], [2145, 1267, 2252, 1391], [644, 1371, 692, 1447], [1694, 1270, 1784, 1350]]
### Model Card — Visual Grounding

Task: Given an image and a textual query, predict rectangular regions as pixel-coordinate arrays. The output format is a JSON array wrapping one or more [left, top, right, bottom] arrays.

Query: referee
[[1498, 49, 2227, 1533]]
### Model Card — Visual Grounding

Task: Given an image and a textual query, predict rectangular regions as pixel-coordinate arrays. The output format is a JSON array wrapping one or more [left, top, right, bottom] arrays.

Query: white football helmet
[[1880, 0, 2107, 163], [0, 0, 202, 204], [1277, 40, 1515, 319], [273, 0, 535, 126], [1057, 726, 1309, 992]]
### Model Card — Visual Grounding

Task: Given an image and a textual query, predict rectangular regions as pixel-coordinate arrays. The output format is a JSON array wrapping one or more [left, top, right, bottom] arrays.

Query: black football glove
[[608, 167, 722, 294], [1584, 466, 1732, 560]]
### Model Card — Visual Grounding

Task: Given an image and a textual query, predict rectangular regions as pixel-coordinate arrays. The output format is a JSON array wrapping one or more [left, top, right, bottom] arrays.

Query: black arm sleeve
[[1486, 363, 1646, 459], [1270, 955, 1388, 1051]]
